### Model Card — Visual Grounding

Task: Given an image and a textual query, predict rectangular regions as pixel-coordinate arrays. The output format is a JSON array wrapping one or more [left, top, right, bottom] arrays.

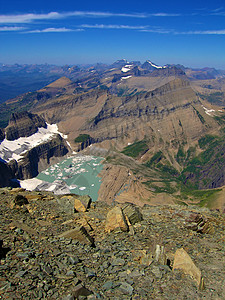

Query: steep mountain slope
[[85, 78, 208, 147], [0, 112, 70, 186]]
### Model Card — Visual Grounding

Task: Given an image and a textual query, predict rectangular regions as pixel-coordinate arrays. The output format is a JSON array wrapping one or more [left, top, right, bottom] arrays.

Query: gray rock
[[151, 266, 163, 279], [58, 226, 94, 246], [122, 203, 143, 225], [15, 270, 28, 278], [102, 281, 114, 290], [111, 258, 125, 266], [118, 282, 133, 295]]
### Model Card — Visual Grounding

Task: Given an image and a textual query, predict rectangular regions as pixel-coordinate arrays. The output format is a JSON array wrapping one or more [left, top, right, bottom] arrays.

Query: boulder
[[71, 284, 92, 298], [74, 195, 92, 212], [122, 203, 143, 225], [185, 213, 214, 234], [105, 206, 128, 233], [132, 249, 153, 266], [172, 248, 204, 290], [58, 226, 94, 246], [14, 194, 29, 206], [155, 244, 167, 265], [10, 194, 29, 209]]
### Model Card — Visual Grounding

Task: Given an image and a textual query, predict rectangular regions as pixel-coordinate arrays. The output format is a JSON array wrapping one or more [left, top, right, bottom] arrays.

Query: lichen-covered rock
[[105, 206, 128, 233], [173, 248, 204, 290], [58, 226, 94, 246], [122, 202, 143, 225], [74, 195, 92, 212]]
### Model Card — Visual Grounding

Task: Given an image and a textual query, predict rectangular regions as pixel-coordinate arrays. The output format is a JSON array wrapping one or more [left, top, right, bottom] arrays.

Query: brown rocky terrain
[[5, 111, 47, 141], [1, 67, 225, 211], [0, 187, 225, 299], [85, 78, 206, 147], [31, 77, 219, 154]]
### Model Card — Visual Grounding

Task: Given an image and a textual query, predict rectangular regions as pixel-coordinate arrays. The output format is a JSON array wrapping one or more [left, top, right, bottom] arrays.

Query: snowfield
[[0, 123, 66, 162]]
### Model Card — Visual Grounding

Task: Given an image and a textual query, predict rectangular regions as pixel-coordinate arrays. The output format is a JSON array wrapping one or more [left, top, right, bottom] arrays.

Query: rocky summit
[[0, 187, 225, 299]]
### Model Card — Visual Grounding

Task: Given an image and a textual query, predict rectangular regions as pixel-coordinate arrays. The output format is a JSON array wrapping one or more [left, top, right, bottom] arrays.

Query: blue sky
[[1, 0, 225, 68]]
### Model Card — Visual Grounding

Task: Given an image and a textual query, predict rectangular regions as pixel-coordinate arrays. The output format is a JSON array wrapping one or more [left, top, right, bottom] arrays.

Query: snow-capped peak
[[146, 60, 163, 69]]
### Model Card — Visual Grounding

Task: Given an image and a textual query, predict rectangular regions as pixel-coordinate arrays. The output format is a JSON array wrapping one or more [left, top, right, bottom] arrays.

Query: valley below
[[1, 59, 225, 299]]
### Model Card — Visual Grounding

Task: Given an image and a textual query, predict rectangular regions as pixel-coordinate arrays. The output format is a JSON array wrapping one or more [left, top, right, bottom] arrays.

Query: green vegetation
[[199, 92, 225, 106], [179, 134, 225, 190], [145, 151, 163, 167], [193, 107, 205, 124], [99, 85, 108, 91], [74, 134, 91, 143], [121, 140, 149, 158], [180, 188, 221, 207], [0, 92, 37, 128], [214, 114, 225, 125], [116, 87, 129, 97], [176, 145, 185, 164], [144, 180, 177, 194], [198, 134, 216, 149], [157, 163, 179, 176]]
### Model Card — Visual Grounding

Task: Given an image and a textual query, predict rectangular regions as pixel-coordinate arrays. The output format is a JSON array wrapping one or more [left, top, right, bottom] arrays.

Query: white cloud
[[25, 27, 83, 33], [0, 10, 182, 24], [0, 11, 147, 24], [141, 27, 225, 35], [140, 28, 174, 34], [80, 24, 148, 30], [149, 13, 181, 17], [67, 11, 147, 18], [179, 29, 225, 35], [0, 12, 61, 23], [0, 26, 26, 31]]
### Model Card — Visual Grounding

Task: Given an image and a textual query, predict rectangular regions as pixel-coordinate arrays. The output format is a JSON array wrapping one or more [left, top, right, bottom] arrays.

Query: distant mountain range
[[1, 60, 225, 103]]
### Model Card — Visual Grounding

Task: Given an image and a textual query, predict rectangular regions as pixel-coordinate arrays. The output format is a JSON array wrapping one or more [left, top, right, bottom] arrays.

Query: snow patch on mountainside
[[121, 75, 132, 80], [147, 60, 165, 69], [121, 64, 133, 73], [202, 105, 215, 116], [0, 123, 66, 162]]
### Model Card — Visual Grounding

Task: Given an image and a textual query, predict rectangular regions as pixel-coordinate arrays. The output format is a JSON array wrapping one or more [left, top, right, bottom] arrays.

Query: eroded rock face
[[9, 134, 69, 180], [58, 226, 94, 246], [0, 160, 17, 188], [5, 111, 47, 141], [105, 206, 128, 233], [0, 128, 5, 141], [85, 78, 204, 147]]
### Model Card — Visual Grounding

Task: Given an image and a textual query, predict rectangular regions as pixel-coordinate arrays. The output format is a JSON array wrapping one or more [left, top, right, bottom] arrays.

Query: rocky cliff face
[[0, 160, 17, 188], [0, 110, 70, 186], [5, 111, 47, 141], [85, 78, 205, 147], [8, 134, 69, 180], [0, 128, 5, 141]]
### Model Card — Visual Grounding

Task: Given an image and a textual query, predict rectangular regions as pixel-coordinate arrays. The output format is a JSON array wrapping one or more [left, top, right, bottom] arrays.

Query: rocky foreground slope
[[0, 187, 225, 299]]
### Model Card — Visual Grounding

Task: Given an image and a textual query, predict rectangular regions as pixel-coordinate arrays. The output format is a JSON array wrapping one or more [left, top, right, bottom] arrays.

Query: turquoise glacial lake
[[36, 155, 104, 201]]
